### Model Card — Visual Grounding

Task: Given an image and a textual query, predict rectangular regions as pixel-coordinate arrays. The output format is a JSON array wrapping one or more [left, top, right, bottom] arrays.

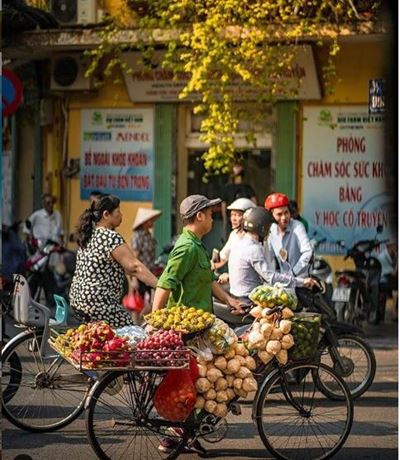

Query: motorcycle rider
[[264, 192, 313, 278], [212, 197, 256, 274], [227, 207, 317, 300]]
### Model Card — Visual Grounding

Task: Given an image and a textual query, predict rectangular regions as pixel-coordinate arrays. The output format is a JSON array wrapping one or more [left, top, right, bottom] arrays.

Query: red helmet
[[264, 192, 289, 211]]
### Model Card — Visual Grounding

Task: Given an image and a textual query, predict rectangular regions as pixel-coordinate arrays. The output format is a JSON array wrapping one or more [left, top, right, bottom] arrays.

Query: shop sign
[[80, 108, 154, 201], [369, 79, 385, 114], [301, 106, 394, 254], [122, 45, 321, 102]]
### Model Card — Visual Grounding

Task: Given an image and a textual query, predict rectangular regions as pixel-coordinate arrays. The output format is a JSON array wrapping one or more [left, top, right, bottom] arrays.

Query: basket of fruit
[[288, 313, 321, 361], [144, 306, 215, 339], [49, 322, 191, 371]]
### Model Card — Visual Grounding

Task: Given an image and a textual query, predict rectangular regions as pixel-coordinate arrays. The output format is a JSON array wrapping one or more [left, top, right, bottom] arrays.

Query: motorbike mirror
[[376, 225, 383, 234]]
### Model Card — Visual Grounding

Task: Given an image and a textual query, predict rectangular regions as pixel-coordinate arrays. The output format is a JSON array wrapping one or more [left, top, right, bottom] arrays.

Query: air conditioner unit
[[50, 0, 98, 26], [50, 54, 94, 91]]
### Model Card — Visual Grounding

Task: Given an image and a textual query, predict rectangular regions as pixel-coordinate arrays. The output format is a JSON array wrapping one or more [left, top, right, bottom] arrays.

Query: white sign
[[301, 106, 394, 253], [80, 108, 155, 201], [122, 45, 321, 102]]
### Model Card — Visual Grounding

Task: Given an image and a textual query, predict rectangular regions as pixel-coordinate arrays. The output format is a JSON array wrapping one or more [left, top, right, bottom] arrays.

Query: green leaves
[[84, 0, 378, 175]]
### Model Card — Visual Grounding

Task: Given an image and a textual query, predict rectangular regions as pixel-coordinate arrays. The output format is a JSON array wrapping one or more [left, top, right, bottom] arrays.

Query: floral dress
[[70, 227, 134, 328]]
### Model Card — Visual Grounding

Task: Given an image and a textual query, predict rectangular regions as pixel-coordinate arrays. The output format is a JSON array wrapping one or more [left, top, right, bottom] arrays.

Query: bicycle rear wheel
[[318, 334, 376, 399], [1, 331, 91, 432], [86, 370, 189, 460], [255, 361, 353, 460]]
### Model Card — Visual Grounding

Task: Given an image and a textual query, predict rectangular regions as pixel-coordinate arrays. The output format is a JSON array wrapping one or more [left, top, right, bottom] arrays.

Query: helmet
[[243, 207, 273, 239], [264, 192, 289, 211], [227, 198, 256, 212]]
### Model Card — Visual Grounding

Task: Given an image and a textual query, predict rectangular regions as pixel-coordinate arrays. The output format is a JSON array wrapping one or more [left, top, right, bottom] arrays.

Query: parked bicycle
[[1, 274, 91, 432]]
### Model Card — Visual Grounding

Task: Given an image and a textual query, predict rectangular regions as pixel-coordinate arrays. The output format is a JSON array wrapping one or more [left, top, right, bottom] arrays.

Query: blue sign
[[369, 79, 385, 114], [80, 109, 155, 201]]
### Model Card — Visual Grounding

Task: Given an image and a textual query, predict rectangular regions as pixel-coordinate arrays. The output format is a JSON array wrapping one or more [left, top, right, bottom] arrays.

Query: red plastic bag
[[189, 355, 199, 384], [122, 289, 144, 312], [154, 369, 197, 421]]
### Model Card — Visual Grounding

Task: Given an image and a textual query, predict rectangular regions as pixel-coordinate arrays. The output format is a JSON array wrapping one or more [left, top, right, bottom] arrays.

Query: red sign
[[2, 68, 23, 117]]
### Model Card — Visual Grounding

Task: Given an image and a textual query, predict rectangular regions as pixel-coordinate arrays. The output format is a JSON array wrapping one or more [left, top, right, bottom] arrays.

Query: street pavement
[[2, 314, 398, 460]]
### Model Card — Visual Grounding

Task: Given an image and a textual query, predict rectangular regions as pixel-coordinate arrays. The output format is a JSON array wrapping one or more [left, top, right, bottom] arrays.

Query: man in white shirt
[[227, 207, 317, 298], [24, 193, 64, 247], [264, 192, 313, 278]]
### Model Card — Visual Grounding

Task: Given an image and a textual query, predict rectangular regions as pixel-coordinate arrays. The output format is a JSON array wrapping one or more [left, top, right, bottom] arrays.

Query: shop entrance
[[187, 149, 272, 254]]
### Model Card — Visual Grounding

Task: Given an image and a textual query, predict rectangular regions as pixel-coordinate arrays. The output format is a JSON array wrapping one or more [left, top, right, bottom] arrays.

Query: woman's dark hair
[[75, 195, 120, 248]]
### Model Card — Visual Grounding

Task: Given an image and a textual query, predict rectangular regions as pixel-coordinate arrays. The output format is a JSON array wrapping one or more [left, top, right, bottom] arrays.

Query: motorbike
[[213, 278, 376, 399], [23, 238, 76, 309], [309, 235, 334, 307], [333, 226, 387, 326]]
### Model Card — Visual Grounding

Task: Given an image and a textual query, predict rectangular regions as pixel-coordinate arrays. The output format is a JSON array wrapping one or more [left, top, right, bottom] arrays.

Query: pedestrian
[[289, 199, 309, 233], [130, 207, 162, 321], [213, 197, 256, 280], [152, 194, 245, 314], [264, 192, 313, 278], [69, 194, 158, 328], [23, 193, 64, 247], [226, 207, 317, 298]]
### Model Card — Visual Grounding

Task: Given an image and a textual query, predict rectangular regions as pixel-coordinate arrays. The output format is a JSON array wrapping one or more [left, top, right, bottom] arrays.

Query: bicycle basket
[[289, 312, 321, 361]]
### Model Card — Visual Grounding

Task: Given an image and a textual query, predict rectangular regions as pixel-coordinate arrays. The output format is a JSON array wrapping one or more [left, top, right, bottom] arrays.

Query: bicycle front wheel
[[86, 370, 189, 460], [1, 331, 91, 432], [255, 361, 353, 460]]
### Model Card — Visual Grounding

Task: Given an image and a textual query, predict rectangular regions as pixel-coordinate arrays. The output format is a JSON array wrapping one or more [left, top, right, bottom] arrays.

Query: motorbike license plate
[[331, 287, 351, 302]]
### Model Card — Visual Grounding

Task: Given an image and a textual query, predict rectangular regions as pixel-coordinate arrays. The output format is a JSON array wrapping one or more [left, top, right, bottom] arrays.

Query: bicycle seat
[[213, 301, 253, 326]]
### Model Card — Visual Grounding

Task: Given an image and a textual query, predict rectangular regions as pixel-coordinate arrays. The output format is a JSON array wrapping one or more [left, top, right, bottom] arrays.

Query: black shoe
[[184, 439, 206, 455]]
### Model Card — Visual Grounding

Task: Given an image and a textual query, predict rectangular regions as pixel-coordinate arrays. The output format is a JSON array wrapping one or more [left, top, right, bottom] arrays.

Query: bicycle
[[1, 274, 93, 432], [85, 343, 353, 459]]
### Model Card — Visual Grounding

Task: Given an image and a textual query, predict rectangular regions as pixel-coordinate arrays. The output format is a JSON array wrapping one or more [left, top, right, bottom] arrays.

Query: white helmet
[[227, 197, 256, 212]]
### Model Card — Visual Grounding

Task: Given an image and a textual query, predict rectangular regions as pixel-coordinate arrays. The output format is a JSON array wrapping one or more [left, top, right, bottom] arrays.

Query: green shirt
[[157, 229, 216, 312]]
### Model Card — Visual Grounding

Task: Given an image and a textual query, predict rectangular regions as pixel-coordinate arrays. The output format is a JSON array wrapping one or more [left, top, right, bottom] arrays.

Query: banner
[[301, 105, 394, 254], [122, 46, 321, 102], [80, 109, 154, 201]]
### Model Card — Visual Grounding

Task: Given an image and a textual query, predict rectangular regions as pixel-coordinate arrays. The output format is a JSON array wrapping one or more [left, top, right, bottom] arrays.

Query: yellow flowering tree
[[86, 0, 381, 174]]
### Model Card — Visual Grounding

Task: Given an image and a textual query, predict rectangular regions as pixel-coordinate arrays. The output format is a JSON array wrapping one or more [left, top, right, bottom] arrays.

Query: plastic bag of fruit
[[249, 283, 298, 310], [203, 318, 238, 355], [115, 325, 147, 347], [289, 313, 321, 360], [154, 369, 197, 421]]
